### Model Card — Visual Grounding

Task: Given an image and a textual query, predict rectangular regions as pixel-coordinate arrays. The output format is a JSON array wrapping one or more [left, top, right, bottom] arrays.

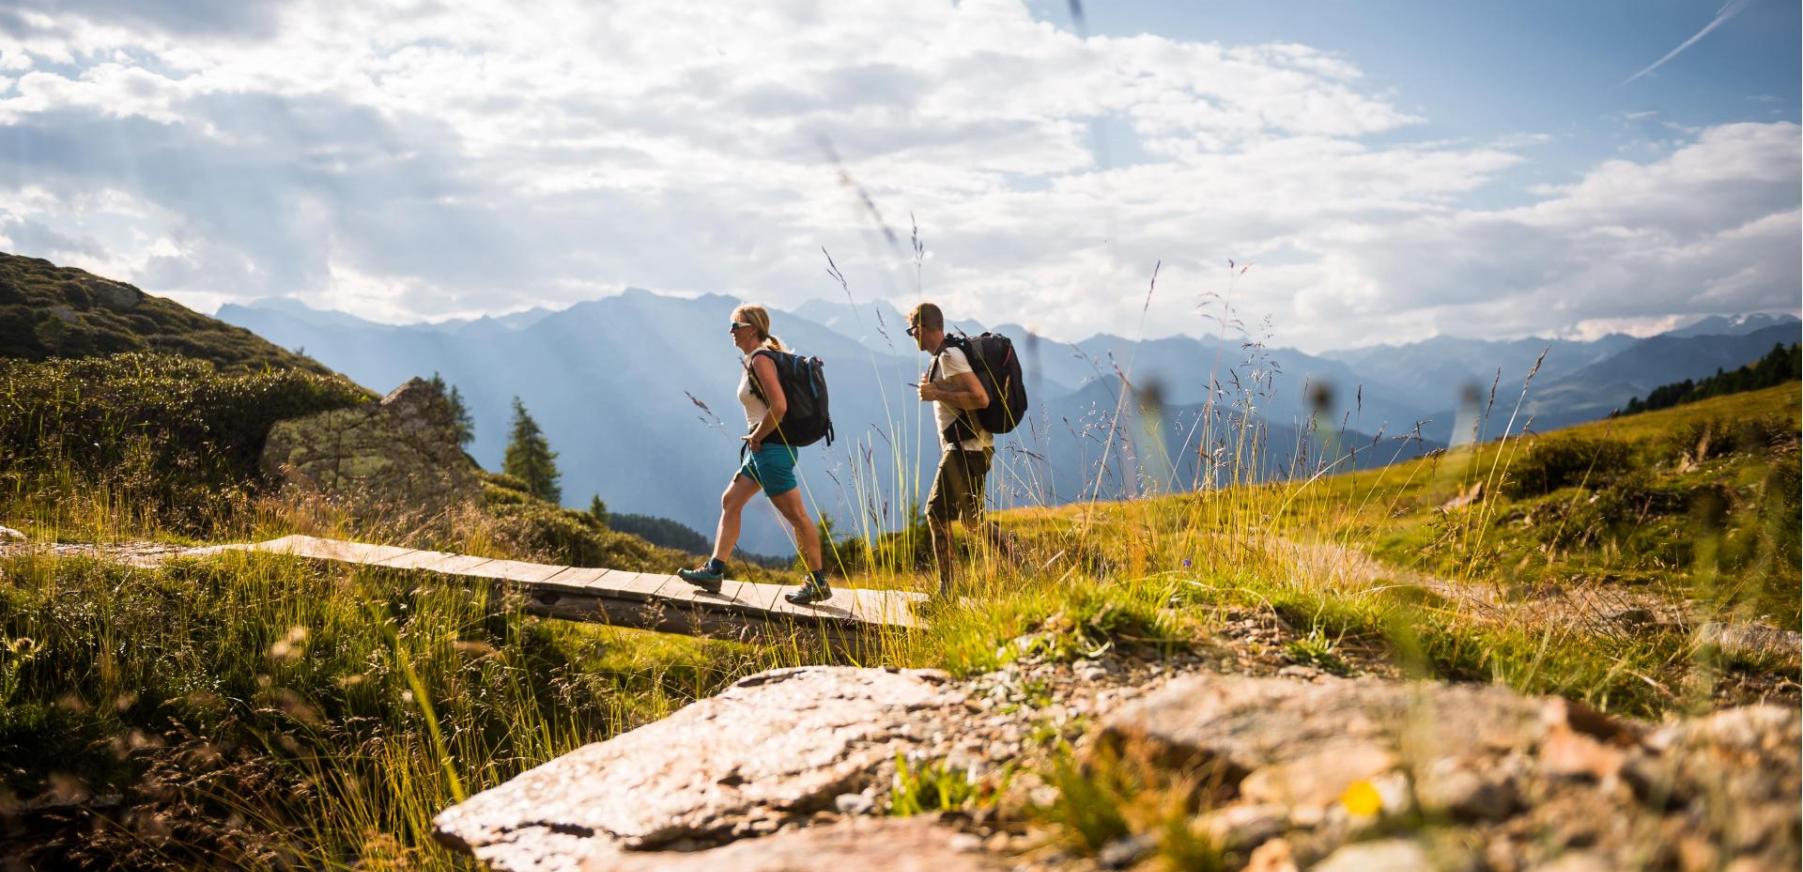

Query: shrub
[[1660, 414, 1798, 465], [0, 353, 370, 530], [1501, 435, 1633, 498]]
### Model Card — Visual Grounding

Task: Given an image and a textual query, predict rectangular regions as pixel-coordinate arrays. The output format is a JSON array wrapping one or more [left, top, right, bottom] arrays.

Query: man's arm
[[927, 371, 989, 410]]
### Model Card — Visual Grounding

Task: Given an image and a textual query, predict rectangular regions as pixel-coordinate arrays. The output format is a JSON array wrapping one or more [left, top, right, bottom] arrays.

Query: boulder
[[259, 378, 478, 522], [433, 667, 968, 872], [82, 276, 145, 311], [0, 526, 24, 543]]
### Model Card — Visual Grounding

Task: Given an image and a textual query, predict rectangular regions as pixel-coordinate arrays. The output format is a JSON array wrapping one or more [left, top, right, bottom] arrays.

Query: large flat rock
[[433, 666, 967, 872], [1100, 674, 1549, 780]]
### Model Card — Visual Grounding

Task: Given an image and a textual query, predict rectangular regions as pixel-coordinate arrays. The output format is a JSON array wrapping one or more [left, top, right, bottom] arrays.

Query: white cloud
[[0, 0, 1794, 352]]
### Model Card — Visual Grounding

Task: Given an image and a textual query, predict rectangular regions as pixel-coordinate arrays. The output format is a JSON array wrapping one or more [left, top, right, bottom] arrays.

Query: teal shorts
[[736, 443, 800, 497]]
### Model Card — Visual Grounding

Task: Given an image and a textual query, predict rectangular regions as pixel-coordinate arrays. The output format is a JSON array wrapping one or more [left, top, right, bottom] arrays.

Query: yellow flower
[[1341, 779, 1383, 817]]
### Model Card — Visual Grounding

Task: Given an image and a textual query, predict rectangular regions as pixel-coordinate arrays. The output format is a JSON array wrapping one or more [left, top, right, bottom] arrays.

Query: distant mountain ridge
[[211, 286, 1798, 553]]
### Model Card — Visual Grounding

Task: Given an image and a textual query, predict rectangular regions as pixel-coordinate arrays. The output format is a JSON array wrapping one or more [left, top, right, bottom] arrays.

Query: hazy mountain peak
[[1665, 312, 1801, 339]]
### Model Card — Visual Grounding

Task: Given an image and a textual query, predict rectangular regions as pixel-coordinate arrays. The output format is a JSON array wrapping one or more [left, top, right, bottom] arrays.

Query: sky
[[1, 0, 1798, 352]]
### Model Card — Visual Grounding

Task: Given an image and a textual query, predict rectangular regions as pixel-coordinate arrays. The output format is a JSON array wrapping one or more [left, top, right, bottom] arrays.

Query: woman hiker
[[677, 305, 832, 605]]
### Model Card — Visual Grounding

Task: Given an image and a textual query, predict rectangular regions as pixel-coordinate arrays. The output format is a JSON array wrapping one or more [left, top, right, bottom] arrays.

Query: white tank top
[[737, 358, 769, 432]]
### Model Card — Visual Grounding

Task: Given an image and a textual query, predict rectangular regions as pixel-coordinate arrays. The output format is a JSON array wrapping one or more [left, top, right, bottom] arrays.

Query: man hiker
[[910, 302, 1005, 597]]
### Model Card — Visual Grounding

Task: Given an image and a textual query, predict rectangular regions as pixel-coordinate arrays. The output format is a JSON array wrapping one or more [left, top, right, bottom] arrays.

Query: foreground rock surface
[[259, 378, 477, 521], [432, 666, 969, 871], [1102, 674, 1801, 870], [434, 657, 1800, 871]]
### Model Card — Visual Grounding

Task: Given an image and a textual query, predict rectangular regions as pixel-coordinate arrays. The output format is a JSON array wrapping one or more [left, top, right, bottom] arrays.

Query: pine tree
[[429, 372, 476, 450], [504, 396, 561, 504], [447, 385, 475, 449], [588, 494, 609, 526]]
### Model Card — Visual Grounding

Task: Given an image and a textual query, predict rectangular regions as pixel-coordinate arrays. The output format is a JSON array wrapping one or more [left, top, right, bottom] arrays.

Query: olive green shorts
[[927, 449, 992, 523]]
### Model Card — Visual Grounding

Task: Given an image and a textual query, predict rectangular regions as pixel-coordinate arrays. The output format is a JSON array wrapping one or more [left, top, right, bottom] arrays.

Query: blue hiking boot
[[678, 562, 724, 593], [784, 577, 832, 606]]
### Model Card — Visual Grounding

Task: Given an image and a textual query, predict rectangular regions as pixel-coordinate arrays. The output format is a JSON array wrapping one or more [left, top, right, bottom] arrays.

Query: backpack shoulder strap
[[744, 349, 775, 401]]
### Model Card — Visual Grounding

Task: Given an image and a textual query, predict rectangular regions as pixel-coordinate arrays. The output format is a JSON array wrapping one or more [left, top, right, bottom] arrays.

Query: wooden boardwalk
[[195, 535, 924, 641]]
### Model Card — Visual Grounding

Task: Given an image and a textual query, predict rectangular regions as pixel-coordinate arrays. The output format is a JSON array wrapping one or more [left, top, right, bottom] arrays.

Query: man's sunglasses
[[905, 324, 920, 338]]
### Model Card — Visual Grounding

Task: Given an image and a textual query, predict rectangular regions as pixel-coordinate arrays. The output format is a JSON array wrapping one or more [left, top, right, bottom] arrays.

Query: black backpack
[[936, 332, 1029, 440], [746, 349, 834, 447]]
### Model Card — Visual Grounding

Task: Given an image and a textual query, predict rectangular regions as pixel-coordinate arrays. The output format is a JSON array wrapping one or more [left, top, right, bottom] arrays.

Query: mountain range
[[216, 291, 1796, 554]]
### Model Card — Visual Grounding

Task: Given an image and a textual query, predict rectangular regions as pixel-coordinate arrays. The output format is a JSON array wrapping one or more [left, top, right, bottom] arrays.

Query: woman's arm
[[748, 353, 787, 444]]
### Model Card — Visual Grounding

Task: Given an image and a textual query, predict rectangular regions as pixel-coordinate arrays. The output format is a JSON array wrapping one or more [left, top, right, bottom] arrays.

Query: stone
[[1695, 621, 1802, 662], [434, 667, 967, 872], [1195, 803, 1286, 851], [1238, 743, 1398, 813], [833, 792, 874, 816], [0, 526, 24, 543], [1416, 760, 1518, 822], [1097, 832, 1156, 868], [260, 378, 479, 524], [1530, 852, 1613, 872], [1244, 837, 1299, 872], [1538, 726, 1624, 783], [81, 276, 145, 310], [586, 817, 1005, 871], [1310, 838, 1434, 872]]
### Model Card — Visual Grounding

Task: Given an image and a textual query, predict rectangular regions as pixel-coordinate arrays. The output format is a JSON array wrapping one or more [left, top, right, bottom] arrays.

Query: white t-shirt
[[929, 346, 993, 452]]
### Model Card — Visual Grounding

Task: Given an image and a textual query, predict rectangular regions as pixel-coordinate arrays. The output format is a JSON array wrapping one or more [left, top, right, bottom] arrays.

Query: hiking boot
[[784, 578, 832, 606], [677, 564, 724, 593]]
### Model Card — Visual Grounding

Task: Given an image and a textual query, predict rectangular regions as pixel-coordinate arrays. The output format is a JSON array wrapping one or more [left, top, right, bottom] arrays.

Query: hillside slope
[[0, 251, 334, 375]]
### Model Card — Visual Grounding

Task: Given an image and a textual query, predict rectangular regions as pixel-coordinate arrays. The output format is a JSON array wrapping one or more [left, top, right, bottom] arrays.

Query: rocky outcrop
[[259, 378, 477, 522], [432, 666, 971, 871], [1100, 674, 1801, 870]]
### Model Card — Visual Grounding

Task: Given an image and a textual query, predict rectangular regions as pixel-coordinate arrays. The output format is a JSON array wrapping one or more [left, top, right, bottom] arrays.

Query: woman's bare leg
[[710, 475, 762, 563], [768, 488, 823, 572]]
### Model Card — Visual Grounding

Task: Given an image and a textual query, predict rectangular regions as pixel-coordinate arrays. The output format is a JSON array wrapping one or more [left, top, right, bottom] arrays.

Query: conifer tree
[[588, 494, 609, 526], [504, 396, 561, 503], [429, 373, 476, 449]]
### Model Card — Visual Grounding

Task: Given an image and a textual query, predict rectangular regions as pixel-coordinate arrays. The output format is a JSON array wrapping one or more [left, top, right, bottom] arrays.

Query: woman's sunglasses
[[729, 321, 752, 332]]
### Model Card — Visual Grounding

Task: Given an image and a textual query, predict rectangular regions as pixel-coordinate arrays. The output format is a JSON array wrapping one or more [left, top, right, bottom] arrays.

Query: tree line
[[1615, 342, 1800, 417]]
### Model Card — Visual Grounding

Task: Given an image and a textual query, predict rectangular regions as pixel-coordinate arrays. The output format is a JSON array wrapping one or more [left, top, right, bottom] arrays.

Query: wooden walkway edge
[[192, 535, 924, 642]]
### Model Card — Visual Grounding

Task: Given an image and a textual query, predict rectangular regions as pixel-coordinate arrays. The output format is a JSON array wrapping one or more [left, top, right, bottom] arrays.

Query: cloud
[[1306, 122, 1800, 341], [13, 0, 294, 39], [0, 0, 1793, 352]]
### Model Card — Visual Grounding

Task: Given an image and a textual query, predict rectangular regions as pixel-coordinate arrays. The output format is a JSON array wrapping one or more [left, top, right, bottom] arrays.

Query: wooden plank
[[405, 554, 499, 576], [597, 571, 680, 602], [539, 566, 612, 593], [372, 548, 450, 569], [287, 536, 418, 566], [462, 558, 569, 584]]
